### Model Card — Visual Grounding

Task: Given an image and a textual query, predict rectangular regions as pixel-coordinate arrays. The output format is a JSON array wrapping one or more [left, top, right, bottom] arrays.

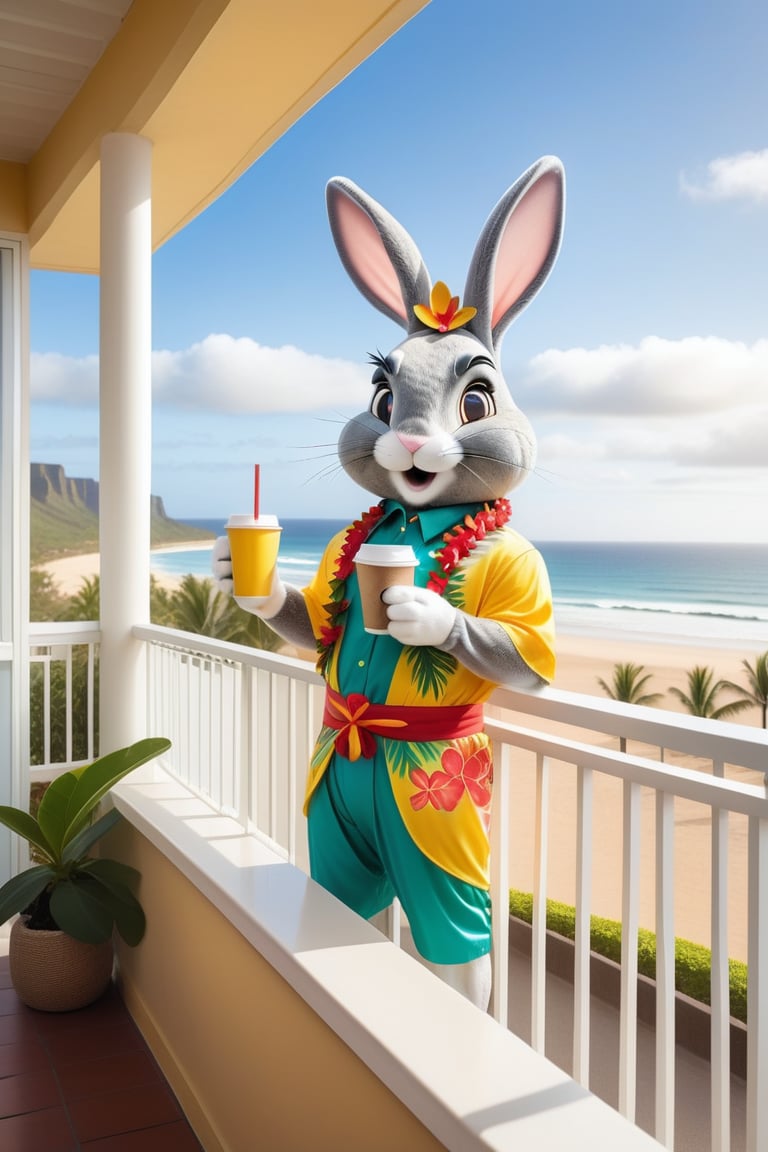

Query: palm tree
[[596, 662, 663, 752], [29, 568, 66, 622], [164, 574, 283, 652], [721, 652, 768, 728], [668, 665, 753, 721], [150, 575, 177, 627], [166, 574, 241, 640], [59, 574, 100, 621], [597, 662, 663, 707]]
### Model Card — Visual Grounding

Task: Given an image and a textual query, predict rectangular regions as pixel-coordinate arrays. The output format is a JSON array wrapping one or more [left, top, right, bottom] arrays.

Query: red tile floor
[[0, 955, 204, 1151]]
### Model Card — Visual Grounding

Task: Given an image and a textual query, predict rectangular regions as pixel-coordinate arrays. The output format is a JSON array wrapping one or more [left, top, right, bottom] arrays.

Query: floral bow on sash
[[323, 692, 408, 760]]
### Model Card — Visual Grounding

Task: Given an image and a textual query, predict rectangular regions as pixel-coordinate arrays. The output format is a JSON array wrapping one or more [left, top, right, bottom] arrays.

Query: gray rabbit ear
[[326, 178, 432, 333], [464, 157, 565, 352]]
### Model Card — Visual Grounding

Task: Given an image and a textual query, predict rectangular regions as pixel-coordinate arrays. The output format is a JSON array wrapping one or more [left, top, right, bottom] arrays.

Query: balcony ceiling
[[0, 0, 427, 272], [0, 1, 133, 164]]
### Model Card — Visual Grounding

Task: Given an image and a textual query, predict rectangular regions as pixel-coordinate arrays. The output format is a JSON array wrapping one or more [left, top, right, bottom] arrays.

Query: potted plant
[[0, 736, 170, 1011]]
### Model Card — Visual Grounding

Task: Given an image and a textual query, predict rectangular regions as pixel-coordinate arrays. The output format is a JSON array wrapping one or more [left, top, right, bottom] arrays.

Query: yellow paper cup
[[227, 515, 282, 597]]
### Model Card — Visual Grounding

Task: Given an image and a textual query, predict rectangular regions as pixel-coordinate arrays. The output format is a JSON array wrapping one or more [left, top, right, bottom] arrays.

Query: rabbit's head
[[327, 157, 565, 509]]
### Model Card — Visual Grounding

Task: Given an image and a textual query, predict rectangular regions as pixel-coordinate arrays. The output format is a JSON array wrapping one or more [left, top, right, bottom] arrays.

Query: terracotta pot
[[9, 916, 114, 1012]]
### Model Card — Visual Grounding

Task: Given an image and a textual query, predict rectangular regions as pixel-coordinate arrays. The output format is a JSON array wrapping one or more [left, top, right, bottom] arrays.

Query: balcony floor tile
[[0, 955, 203, 1152]]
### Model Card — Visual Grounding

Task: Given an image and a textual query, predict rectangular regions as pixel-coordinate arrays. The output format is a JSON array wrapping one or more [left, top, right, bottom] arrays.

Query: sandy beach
[[38, 541, 212, 596], [37, 546, 765, 959]]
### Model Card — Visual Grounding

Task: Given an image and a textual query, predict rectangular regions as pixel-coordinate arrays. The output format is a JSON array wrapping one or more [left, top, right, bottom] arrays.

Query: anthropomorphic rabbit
[[213, 157, 565, 1009]]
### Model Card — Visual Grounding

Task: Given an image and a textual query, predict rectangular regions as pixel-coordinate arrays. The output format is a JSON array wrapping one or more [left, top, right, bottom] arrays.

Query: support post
[[98, 133, 152, 753]]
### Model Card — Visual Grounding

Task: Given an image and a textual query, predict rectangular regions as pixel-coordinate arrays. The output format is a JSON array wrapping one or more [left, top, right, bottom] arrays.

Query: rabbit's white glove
[[211, 535, 286, 619], [381, 585, 456, 647], [212, 535, 235, 594]]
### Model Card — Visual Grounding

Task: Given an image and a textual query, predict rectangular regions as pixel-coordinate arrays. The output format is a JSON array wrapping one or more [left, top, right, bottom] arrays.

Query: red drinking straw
[[253, 465, 260, 520]]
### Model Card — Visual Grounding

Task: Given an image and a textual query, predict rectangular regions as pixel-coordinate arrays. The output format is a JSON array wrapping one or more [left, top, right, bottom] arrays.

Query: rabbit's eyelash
[[368, 351, 393, 373]]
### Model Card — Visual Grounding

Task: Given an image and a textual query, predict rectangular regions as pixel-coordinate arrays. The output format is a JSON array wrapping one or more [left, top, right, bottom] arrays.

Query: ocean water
[[151, 519, 768, 650]]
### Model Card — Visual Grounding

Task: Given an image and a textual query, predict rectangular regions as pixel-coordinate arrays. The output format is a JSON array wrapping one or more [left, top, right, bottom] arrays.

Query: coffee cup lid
[[355, 543, 418, 567], [227, 514, 280, 527]]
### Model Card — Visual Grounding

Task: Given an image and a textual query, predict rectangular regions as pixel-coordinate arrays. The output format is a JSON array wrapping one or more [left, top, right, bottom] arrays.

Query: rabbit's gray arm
[[440, 613, 547, 690], [263, 584, 317, 651]]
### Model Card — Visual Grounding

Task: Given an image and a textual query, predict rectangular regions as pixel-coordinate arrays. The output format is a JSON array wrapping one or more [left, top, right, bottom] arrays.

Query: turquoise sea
[[151, 518, 768, 651]]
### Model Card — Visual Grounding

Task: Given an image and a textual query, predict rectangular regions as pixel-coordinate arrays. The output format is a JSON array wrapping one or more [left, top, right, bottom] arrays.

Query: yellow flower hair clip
[[413, 281, 477, 333]]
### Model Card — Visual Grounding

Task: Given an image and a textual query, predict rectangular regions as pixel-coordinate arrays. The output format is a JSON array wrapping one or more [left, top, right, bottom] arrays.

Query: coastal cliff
[[30, 463, 212, 562]]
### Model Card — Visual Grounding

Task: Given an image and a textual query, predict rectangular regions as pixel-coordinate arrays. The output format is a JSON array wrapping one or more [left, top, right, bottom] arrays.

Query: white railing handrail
[[485, 715, 768, 818], [132, 623, 321, 685], [492, 684, 768, 773], [29, 619, 101, 643]]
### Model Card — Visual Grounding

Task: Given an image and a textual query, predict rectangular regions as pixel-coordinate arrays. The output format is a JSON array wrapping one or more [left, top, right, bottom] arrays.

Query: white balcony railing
[[28, 621, 100, 780], [28, 621, 768, 1151]]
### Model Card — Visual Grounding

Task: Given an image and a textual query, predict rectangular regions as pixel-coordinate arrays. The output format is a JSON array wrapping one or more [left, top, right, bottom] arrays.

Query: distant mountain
[[30, 463, 214, 563]]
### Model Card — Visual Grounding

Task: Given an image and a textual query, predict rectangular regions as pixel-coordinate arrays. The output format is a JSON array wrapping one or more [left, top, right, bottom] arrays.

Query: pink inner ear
[[334, 196, 409, 324], [491, 171, 561, 329]]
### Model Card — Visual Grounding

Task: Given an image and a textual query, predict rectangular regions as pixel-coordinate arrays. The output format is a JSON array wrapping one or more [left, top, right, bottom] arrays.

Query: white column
[[99, 133, 152, 753]]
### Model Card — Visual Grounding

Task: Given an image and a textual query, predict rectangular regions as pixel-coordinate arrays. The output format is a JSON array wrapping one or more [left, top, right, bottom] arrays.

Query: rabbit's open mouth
[[404, 466, 436, 490]]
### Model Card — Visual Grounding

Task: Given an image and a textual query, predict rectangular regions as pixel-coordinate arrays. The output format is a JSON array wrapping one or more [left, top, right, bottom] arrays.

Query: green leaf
[[49, 877, 114, 944], [79, 867, 146, 945], [61, 808, 123, 863], [61, 737, 170, 849], [79, 857, 141, 891], [385, 739, 442, 779], [37, 771, 80, 859], [0, 865, 56, 926], [104, 885, 145, 947], [310, 727, 337, 774], [0, 806, 56, 863], [404, 646, 457, 700], [443, 570, 466, 609]]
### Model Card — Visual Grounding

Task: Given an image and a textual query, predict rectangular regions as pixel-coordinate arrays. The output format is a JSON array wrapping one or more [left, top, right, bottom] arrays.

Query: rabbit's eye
[[460, 386, 495, 424], [371, 386, 393, 425]]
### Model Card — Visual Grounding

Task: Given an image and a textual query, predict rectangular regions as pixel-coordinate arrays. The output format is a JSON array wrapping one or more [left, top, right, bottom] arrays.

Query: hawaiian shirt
[[301, 498, 555, 889]]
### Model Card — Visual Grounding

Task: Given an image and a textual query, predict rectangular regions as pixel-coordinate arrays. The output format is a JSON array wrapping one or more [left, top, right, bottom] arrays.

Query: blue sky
[[30, 0, 768, 542]]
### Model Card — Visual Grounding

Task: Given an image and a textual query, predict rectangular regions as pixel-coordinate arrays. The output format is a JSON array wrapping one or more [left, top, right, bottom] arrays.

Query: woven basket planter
[[9, 916, 114, 1012]]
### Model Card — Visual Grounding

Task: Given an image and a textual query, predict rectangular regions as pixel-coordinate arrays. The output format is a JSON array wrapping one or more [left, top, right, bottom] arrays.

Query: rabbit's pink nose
[[397, 433, 428, 454]]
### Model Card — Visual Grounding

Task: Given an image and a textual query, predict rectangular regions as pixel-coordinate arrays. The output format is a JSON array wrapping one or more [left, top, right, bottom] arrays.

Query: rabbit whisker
[[456, 459, 492, 488], [302, 461, 348, 486]]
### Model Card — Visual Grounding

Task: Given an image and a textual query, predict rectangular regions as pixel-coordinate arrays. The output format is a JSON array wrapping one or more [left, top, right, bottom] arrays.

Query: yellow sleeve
[[301, 527, 349, 640], [471, 535, 556, 683]]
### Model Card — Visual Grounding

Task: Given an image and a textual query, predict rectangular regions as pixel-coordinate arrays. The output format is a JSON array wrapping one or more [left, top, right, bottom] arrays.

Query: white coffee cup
[[354, 543, 419, 634]]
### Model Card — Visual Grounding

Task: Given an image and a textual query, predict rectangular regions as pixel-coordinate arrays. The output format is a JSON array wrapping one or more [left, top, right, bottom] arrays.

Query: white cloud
[[538, 405, 768, 473], [31, 335, 372, 413], [680, 149, 768, 203], [31, 351, 99, 403], [521, 336, 768, 416], [152, 334, 371, 412]]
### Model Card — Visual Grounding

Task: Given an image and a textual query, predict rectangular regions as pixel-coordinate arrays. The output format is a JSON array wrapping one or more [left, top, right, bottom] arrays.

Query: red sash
[[322, 687, 484, 762]]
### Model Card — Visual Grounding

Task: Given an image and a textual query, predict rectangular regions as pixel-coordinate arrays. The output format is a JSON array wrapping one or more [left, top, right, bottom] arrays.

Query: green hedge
[[509, 889, 748, 1024]]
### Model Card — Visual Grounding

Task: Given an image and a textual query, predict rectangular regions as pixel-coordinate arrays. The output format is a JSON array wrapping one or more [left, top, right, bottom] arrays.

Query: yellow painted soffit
[[27, 0, 427, 273], [0, 162, 26, 234]]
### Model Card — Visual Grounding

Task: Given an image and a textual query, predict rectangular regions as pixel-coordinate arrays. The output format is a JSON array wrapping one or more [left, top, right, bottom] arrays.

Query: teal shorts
[[307, 751, 491, 965]]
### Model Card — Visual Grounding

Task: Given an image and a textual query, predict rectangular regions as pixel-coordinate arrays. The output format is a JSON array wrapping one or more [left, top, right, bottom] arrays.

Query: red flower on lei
[[317, 504, 384, 674], [426, 498, 512, 595], [316, 498, 512, 674]]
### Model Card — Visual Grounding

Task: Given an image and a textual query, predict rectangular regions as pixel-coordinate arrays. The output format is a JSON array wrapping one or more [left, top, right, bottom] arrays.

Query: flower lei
[[316, 497, 512, 675]]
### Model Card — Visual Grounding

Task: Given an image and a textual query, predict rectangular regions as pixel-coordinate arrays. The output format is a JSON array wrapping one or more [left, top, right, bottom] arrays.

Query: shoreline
[[36, 546, 765, 718]]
